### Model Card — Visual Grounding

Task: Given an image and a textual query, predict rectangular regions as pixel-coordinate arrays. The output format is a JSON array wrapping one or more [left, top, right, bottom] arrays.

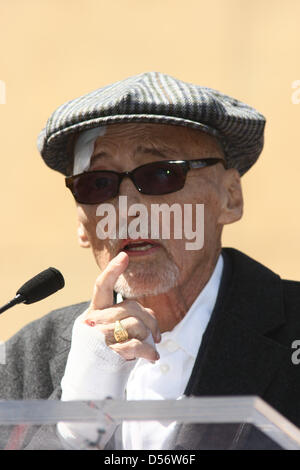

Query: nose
[[118, 174, 143, 205], [117, 173, 151, 237]]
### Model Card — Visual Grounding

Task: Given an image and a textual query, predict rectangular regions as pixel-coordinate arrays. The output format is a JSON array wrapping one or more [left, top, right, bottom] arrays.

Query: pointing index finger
[[91, 251, 129, 310]]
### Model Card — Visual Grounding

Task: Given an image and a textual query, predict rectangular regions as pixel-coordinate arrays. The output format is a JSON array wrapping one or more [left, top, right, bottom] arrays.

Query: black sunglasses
[[65, 158, 226, 205]]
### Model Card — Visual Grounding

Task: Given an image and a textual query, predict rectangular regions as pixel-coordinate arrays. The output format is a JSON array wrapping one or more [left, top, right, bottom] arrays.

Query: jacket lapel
[[170, 248, 288, 449]]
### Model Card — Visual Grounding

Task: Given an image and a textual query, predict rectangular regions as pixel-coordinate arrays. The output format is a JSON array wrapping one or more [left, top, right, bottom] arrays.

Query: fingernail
[[86, 320, 95, 327], [115, 251, 128, 264]]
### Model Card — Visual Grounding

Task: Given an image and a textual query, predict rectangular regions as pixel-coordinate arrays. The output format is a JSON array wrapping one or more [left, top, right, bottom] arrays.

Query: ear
[[77, 221, 91, 248], [217, 169, 243, 225]]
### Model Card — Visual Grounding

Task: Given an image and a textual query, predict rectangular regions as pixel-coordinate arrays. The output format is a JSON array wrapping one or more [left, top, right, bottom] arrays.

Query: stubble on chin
[[113, 257, 180, 298]]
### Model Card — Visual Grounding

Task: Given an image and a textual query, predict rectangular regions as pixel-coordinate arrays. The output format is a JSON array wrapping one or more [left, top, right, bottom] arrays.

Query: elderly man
[[1, 72, 300, 450]]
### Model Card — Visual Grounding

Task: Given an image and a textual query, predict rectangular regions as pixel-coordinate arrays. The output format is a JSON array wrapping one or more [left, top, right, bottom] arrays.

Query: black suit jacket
[[1, 247, 300, 449], [166, 248, 300, 449]]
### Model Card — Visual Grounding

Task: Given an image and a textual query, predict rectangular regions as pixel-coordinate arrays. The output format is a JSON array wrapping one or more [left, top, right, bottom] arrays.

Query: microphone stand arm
[[0, 294, 24, 315]]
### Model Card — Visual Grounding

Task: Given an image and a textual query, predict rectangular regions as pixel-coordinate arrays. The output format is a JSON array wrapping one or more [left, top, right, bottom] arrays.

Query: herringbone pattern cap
[[37, 72, 266, 176]]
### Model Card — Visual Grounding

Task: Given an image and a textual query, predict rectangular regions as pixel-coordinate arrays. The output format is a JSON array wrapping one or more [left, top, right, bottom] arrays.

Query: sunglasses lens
[[134, 162, 186, 195], [70, 172, 119, 204]]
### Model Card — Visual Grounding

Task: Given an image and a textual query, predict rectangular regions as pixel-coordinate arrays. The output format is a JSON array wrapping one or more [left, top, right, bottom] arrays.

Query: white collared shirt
[[123, 254, 224, 449]]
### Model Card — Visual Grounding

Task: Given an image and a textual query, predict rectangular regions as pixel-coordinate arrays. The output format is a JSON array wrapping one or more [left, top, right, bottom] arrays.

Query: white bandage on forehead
[[73, 126, 107, 175]]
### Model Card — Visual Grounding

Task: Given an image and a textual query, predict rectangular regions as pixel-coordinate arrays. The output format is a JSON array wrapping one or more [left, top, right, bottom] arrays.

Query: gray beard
[[114, 258, 180, 298]]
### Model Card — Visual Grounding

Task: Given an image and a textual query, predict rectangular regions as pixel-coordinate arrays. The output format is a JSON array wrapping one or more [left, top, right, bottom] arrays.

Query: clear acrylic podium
[[0, 396, 300, 450]]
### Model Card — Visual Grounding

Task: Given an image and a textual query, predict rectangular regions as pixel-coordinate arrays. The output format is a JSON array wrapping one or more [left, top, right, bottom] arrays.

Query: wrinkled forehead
[[73, 123, 224, 175]]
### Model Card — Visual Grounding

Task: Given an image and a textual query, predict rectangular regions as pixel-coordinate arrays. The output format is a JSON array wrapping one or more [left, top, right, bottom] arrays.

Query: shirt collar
[[116, 254, 224, 359], [158, 254, 224, 359]]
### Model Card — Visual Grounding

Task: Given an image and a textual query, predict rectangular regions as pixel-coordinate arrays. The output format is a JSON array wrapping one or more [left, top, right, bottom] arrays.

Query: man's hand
[[84, 251, 161, 362]]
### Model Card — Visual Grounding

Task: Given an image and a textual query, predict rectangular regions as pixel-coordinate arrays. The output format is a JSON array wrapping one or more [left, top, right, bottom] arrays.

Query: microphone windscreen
[[16, 267, 65, 304]]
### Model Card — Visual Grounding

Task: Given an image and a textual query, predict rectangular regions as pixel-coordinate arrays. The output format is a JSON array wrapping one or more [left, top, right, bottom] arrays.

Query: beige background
[[0, 0, 299, 340]]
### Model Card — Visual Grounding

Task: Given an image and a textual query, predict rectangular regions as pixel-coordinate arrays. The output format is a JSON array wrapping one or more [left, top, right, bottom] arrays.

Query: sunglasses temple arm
[[189, 158, 227, 169]]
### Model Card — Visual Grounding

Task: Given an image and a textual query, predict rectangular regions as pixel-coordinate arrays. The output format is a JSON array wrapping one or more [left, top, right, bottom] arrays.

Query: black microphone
[[0, 268, 65, 315]]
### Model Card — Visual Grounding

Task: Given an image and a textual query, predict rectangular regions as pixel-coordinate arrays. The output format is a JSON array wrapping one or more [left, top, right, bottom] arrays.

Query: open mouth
[[120, 239, 161, 256]]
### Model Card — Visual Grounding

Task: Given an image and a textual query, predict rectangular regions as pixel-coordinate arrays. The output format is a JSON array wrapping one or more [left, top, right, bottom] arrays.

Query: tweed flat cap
[[37, 71, 266, 176]]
